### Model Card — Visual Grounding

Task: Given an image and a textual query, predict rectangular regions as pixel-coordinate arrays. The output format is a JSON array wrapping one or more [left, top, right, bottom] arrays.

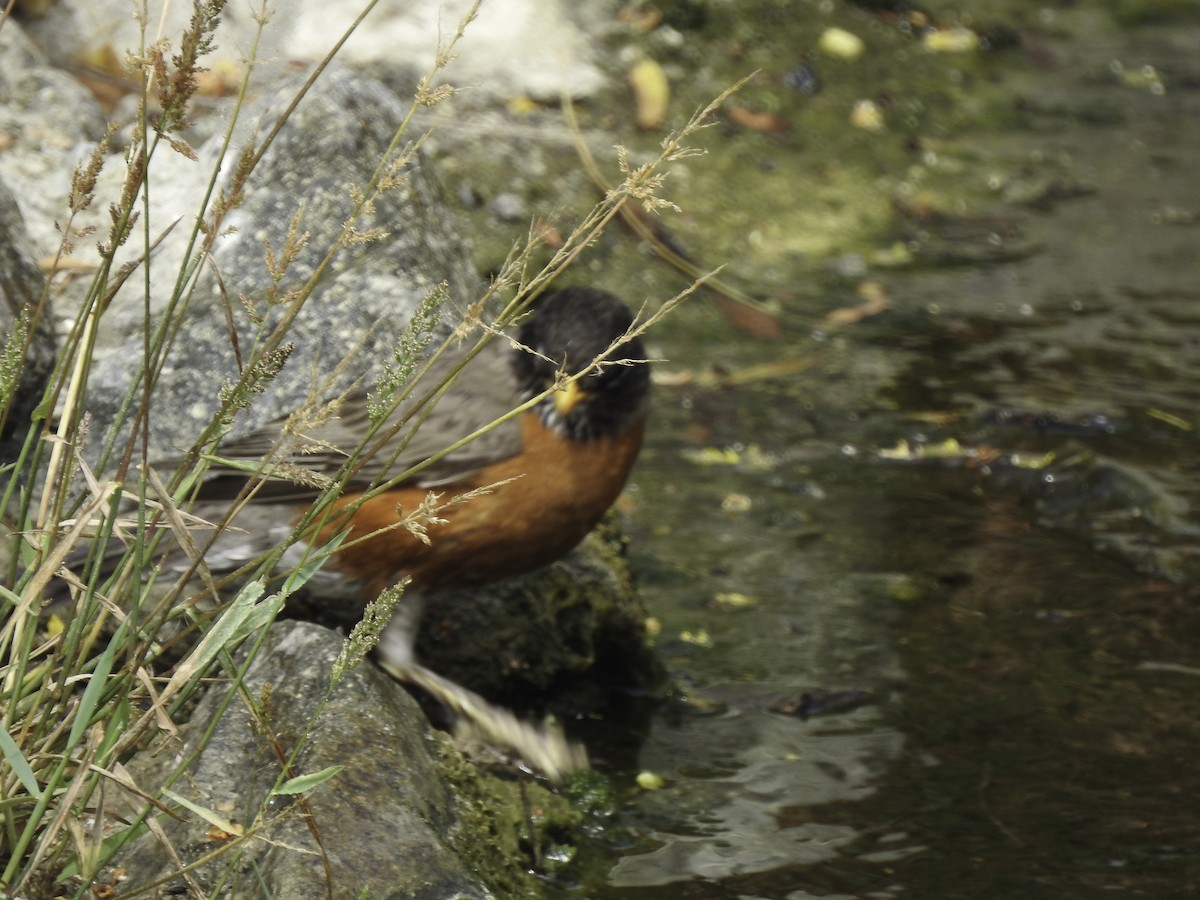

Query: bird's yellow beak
[[553, 379, 585, 418]]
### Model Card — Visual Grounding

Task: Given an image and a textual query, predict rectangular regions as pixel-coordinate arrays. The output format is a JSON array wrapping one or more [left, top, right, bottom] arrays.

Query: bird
[[313, 286, 650, 593], [185, 286, 652, 777]]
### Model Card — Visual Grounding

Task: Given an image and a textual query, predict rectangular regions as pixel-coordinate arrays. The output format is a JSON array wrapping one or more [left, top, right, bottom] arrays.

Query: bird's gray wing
[[200, 335, 523, 500]]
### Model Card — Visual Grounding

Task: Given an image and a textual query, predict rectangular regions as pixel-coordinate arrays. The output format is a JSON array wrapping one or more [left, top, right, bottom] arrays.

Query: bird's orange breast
[[317, 411, 646, 594]]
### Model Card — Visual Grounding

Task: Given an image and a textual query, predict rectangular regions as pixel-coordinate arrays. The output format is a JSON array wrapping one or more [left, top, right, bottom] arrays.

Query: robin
[[182, 285, 651, 777]]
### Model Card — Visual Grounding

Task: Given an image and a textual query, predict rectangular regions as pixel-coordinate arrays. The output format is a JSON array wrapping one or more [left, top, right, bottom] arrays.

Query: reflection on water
[[583, 5, 1200, 898], [611, 707, 901, 886], [603, 444, 911, 886]]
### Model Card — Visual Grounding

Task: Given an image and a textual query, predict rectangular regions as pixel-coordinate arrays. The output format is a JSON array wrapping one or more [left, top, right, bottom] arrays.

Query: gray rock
[[0, 20, 106, 252], [112, 621, 498, 898], [488, 191, 527, 223], [24, 0, 612, 102], [81, 64, 481, 465], [0, 178, 54, 462]]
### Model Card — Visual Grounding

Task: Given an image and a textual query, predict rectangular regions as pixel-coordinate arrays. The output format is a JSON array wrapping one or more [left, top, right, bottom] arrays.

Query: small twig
[[563, 85, 782, 341], [1136, 661, 1200, 677]]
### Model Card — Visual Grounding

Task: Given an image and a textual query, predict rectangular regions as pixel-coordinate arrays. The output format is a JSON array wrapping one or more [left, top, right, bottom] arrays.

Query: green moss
[[432, 732, 585, 898], [416, 521, 665, 711], [1111, 0, 1200, 25]]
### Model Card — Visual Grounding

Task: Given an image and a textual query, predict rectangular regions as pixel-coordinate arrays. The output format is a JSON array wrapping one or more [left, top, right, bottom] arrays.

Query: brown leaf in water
[[725, 104, 789, 134], [712, 292, 783, 340], [716, 357, 815, 385], [825, 280, 892, 325], [532, 217, 563, 249]]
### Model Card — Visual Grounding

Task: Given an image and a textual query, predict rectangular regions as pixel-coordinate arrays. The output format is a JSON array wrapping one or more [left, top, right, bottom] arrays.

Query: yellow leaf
[[818, 27, 865, 60], [922, 26, 980, 54], [629, 59, 670, 130], [713, 592, 757, 610], [636, 771, 666, 790]]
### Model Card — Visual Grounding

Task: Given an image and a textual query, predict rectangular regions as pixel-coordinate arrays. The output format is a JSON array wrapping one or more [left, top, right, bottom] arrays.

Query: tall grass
[[0, 0, 736, 892]]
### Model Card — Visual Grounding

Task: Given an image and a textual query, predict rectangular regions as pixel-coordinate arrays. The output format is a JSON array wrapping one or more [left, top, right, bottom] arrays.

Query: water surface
[[547, 5, 1200, 897]]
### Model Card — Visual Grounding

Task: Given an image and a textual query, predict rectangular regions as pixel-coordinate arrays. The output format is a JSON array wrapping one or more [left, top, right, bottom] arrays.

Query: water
[[545, 5, 1200, 898]]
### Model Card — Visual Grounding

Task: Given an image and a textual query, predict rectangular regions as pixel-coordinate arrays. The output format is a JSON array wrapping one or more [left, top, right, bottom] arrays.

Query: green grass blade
[[161, 787, 243, 836], [0, 726, 43, 799], [273, 765, 344, 796], [67, 636, 118, 747]]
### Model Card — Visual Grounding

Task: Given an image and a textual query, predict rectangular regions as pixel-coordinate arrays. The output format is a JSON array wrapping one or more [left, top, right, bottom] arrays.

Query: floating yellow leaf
[[872, 241, 915, 267], [1117, 63, 1165, 94], [637, 771, 666, 790], [907, 410, 968, 425], [654, 369, 695, 388], [682, 446, 742, 466], [1010, 451, 1056, 470], [721, 493, 752, 513], [681, 629, 713, 647], [850, 99, 885, 131], [682, 444, 775, 470], [878, 438, 972, 461], [818, 27, 865, 60], [917, 438, 969, 458], [1147, 408, 1192, 431], [877, 440, 914, 461], [713, 592, 757, 610], [629, 58, 670, 130], [922, 26, 980, 53]]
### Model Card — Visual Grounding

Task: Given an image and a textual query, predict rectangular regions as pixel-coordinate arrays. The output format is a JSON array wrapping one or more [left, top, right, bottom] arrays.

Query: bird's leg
[[373, 592, 588, 782], [375, 590, 425, 671]]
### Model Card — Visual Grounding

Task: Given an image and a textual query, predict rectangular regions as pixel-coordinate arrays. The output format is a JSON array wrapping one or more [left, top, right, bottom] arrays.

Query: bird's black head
[[512, 287, 651, 441]]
